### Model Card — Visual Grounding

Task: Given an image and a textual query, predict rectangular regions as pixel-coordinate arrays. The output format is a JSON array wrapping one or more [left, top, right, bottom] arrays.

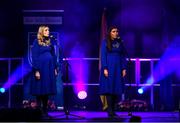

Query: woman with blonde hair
[[31, 25, 58, 117]]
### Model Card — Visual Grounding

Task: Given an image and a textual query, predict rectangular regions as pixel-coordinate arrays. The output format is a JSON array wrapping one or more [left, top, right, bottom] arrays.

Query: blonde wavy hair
[[37, 25, 51, 46]]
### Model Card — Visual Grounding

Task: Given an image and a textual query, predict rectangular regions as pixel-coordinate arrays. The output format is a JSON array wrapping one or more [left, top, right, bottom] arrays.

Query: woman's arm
[[31, 40, 41, 79], [100, 40, 108, 77], [31, 40, 40, 71], [121, 47, 127, 77]]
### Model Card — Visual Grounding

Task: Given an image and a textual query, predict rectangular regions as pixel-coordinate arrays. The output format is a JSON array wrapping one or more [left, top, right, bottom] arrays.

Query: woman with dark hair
[[99, 26, 127, 118], [31, 25, 58, 117]]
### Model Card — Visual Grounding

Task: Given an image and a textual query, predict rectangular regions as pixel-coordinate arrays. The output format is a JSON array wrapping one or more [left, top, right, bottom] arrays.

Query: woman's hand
[[35, 71, 40, 80], [122, 69, 126, 77], [55, 69, 58, 76], [104, 69, 108, 77]]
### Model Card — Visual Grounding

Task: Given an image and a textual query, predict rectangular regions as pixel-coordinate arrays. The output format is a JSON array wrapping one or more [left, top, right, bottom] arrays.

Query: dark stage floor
[[0, 108, 179, 122], [40, 111, 180, 122]]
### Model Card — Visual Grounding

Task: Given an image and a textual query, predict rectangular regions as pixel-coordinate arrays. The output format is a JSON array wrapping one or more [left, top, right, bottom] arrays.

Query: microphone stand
[[52, 38, 84, 119], [119, 38, 133, 117]]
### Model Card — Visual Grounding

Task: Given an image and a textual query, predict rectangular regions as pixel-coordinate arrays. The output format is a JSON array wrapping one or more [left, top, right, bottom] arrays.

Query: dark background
[[0, 0, 180, 58]]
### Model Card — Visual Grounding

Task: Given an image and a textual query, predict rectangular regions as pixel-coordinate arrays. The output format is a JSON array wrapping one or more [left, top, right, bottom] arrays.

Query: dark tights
[[106, 94, 117, 115], [36, 95, 48, 114]]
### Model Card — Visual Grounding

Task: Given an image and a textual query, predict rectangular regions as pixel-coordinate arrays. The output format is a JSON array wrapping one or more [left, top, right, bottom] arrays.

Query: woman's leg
[[107, 94, 119, 117], [36, 95, 42, 109], [112, 94, 118, 116], [100, 95, 108, 111], [42, 95, 48, 114], [106, 94, 113, 117]]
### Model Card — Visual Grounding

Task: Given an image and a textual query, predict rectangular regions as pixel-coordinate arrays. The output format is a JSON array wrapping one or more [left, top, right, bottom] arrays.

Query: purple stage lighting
[[144, 36, 180, 90], [69, 44, 89, 97], [77, 91, 87, 100], [3, 63, 30, 89]]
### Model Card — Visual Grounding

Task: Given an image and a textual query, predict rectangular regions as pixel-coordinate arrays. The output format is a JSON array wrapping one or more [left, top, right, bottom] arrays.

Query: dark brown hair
[[106, 26, 119, 51]]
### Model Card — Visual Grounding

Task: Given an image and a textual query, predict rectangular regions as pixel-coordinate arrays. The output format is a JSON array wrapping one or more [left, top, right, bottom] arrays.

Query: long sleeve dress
[[99, 39, 127, 95], [30, 39, 57, 96]]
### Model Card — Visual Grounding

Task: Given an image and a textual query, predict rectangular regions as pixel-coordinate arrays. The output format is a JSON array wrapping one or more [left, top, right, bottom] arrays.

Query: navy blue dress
[[30, 39, 57, 96], [99, 39, 127, 95]]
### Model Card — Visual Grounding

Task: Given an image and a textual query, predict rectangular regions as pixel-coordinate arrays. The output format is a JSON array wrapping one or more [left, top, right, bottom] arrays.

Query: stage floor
[[41, 111, 180, 122]]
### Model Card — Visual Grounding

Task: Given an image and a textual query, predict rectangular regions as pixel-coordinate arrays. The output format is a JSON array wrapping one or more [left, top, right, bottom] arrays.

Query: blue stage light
[[138, 88, 144, 94], [0, 88, 5, 93]]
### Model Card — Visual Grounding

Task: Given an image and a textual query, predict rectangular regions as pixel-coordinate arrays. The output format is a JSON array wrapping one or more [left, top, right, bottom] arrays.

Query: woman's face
[[43, 27, 49, 37], [110, 28, 119, 40]]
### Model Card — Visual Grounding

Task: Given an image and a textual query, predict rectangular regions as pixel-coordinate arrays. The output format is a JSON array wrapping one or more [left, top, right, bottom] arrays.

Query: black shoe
[[41, 112, 53, 119], [108, 114, 114, 119], [108, 112, 119, 119], [113, 113, 119, 118], [41, 109, 52, 119], [113, 112, 118, 116]]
